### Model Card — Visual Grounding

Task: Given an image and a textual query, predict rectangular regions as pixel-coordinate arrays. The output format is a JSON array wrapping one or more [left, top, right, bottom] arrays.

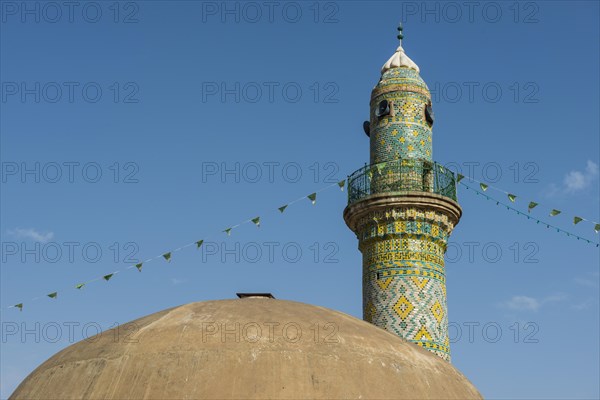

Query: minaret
[[344, 25, 462, 362]]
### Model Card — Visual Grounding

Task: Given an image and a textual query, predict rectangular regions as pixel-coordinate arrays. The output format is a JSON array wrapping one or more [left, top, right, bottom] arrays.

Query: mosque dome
[[11, 298, 481, 399]]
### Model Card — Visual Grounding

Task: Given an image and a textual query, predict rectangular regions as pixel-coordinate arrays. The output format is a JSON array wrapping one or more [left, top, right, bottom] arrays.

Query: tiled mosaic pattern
[[369, 67, 433, 164], [351, 66, 459, 362], [357, 206, 453, 361]]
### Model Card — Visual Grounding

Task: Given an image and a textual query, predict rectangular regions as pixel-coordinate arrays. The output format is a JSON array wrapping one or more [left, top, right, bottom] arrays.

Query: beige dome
[[10, 298, 482, 399]]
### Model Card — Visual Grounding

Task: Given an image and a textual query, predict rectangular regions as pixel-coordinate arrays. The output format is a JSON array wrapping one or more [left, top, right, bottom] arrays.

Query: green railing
[[347, 159, 457, 205]]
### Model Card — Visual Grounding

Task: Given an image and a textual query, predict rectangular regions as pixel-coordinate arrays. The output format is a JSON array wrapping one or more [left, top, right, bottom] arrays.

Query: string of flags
[[452, 168, 600, 235], [8, 179, 347, 311], [8, 164, 598, 312], [459, 180, 599, 247]]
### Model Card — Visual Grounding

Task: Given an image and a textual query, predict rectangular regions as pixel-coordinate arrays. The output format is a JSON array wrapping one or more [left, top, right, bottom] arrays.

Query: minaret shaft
[[344, 33, 461, 362], [345, 193, 460, 362]]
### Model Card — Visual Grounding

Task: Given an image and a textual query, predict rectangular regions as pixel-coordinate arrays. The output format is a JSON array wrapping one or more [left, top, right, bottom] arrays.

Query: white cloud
[[573, 272, 599, 288], [6, 228, 54, 243], [574, 277, 599, 288], [571, 298, 596, 311], [543, 293, 567, 303], [502, 295, 540, 311], [170, 278, 187, 286], [500, 293, 567, 312], [563, 160, 599, 193]]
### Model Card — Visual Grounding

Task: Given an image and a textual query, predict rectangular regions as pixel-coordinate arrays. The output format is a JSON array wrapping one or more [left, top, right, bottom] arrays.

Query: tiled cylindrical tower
[[344, 27, 462, 362]]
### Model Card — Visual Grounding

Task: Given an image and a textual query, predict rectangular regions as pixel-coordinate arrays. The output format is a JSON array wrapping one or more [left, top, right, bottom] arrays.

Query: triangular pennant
[[308, 193, 317, 205], [47, 292, 57, 299], [338, 180, 345, 191], [377, 162, 387, 174], [573, 217, 583, 225], [456, 174, 464, 183], [528, 202, 538, 212], [549, 209, 561, 217], [195, 240, 204, 249], [103, 273, 114, 281], [367, 171, 373, 180], [278, 205, 288, 213], [479, 183, 488, 191], [252, 217, 260, 227], [508, 194, 517, 202], [135, 263, 143, 272], [163, 252, 172, 261], [438, 165, 445, 173], [14, 303, 23, 311], [75, 283, 85, 289], [223, 228, 232, 236], [595, 224, 600, 233]]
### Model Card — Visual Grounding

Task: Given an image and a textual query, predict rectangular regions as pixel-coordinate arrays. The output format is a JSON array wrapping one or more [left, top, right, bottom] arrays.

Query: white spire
[[381, 46, 420, 74]]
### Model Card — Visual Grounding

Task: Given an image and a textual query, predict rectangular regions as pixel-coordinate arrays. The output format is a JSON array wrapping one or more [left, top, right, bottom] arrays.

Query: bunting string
[[453, 169, 600, 233], [6, 179, 347, 311], [8, 163, 599, 311], [459, 180, 599, 247]]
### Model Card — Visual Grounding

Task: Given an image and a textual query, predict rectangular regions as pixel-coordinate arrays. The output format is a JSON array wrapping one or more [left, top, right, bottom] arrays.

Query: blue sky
[[1, 1, 599, 398]]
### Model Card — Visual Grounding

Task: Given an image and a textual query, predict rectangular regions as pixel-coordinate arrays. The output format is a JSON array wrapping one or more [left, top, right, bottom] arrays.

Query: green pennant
[[103, 273, 114, 281], [377, 162, 387, 174], [308, 193, 317, 205], [456, 174, 465, 183], [223, 228, 232, 236], [595, 224, 600, 233], [573, 217, 583, 225], [195, 240, 204, 249], [367, 171, 373, 180], [528, 202, 538, 212], [438, 165, 445, 173], [163, 252, 172, 261], [252, 217, 260, 227], [135, 263, 143, 272], [278, 205, 288, 213], [479, 183, 488, 191], [549, 209, 561, 217], [14, 303, 23, 311], [508, 194, 517, 202], [75, 283, 85, 289], [338, 180, 346, 191], [47, 292, 57, 299]]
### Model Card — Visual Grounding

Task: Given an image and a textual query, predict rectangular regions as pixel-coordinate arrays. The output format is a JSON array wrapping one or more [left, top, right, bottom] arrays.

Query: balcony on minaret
[[346, 159, 457, 207]]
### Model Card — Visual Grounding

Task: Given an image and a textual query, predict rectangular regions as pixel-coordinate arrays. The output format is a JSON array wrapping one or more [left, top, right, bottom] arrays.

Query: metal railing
[[347, 159, 457, 205]]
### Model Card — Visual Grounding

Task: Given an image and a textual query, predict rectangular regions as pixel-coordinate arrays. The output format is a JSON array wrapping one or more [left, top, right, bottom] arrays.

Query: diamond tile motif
[[431, 301, 444, 324], [393, 295, 414, 321]]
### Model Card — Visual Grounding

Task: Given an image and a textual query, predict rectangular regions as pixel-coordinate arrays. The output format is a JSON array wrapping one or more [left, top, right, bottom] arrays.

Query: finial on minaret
[[397, 23, 404, 46], [381, 23, 419, 74]]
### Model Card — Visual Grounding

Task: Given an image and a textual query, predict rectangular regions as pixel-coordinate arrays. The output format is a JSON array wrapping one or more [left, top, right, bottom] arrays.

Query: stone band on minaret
[[344, 26, 461, 362]]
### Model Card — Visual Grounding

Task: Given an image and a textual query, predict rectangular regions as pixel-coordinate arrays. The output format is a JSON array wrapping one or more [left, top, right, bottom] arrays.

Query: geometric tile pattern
[[369, 67, 433, 164], [356, 66, 458, 361], [360, 206, 452, 361]]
